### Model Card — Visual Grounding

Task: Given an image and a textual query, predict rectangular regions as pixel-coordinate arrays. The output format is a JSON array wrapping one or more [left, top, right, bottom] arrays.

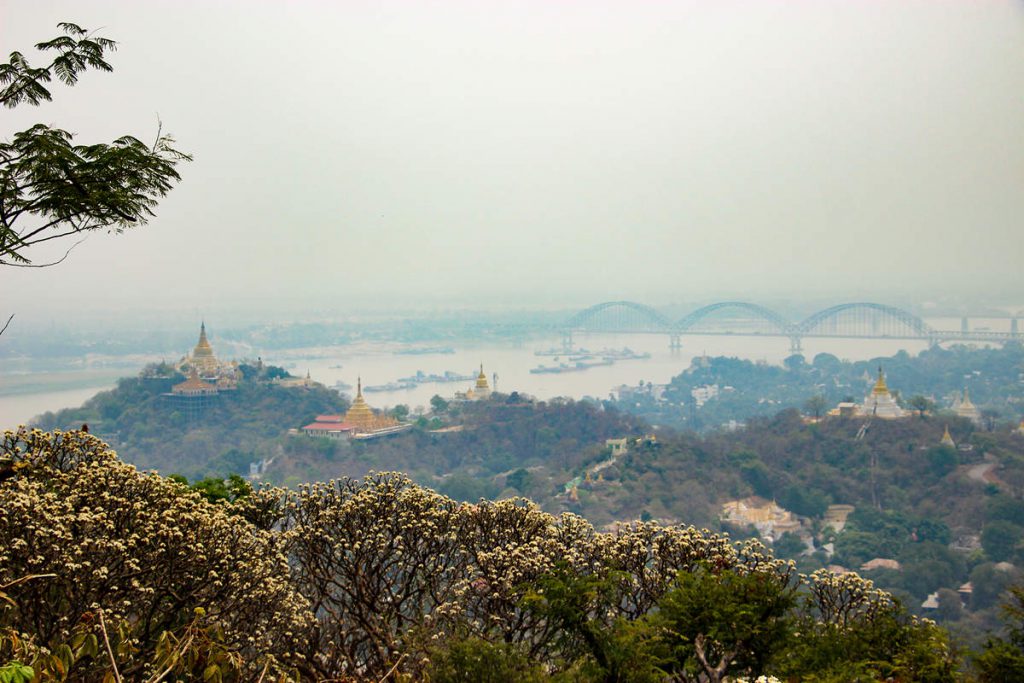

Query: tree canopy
[[0, 22, 190, 268]]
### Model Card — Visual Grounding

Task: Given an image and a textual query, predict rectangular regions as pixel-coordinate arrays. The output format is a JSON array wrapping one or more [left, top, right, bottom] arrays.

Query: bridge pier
[[1012, 318, 1019, 337], [562, 331, 573, 352], [669, 333, 681, 351], [789, 336, 803, 355]]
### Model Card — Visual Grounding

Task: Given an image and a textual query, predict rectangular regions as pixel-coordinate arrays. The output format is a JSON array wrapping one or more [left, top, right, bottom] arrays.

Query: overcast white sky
[[2, 0, 1022, 320]]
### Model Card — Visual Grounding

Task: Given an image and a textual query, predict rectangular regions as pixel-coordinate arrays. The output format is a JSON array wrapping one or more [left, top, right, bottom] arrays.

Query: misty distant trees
[[0, 22, 190, 268]]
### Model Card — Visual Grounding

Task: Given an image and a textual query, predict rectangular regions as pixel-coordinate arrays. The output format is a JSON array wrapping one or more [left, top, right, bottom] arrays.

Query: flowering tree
[[0, 428, 309, 680], [1, 429, 959, 681]]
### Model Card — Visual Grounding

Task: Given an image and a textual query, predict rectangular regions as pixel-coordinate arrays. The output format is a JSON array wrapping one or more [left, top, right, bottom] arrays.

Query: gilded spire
[[475, 363, 490, 391], [343, 376, 400, 432], [194, 322, 214, 357], [941, 424, 956, 448], [872, 366, 889, 395]]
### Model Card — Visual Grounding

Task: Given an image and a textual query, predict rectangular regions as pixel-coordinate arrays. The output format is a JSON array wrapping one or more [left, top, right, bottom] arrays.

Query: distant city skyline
[[2, 1, 1022, 319]]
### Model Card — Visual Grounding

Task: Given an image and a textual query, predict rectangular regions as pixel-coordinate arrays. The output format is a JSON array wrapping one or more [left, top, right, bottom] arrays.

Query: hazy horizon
[[2, 1, 1022, 320]]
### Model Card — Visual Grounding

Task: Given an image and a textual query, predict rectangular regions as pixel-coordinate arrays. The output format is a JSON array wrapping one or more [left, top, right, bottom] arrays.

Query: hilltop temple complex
[[301, 378, 411, 440], [455, 364, 493, 401], [859, 367, 905, 419], [175, 323, 241, 389], [953, 388, 982, 426]]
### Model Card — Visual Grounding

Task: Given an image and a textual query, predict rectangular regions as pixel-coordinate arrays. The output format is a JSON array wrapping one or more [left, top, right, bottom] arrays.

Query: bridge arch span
[[797, 303, 934, 338], [674, 301, 795, 335], [567, 301, 672, 331]]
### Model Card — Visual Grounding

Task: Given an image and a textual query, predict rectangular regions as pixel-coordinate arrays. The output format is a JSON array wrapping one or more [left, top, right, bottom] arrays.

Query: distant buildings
[[952, 388, 982, 426], [175, 322, 241, 389], [301, 378, 411, 440], [829, 367, 905, 419], [454, 364, 492, 401], [721, 496, 802, 541], [165, 324, 240, 419], [859, 367, 905, 419]]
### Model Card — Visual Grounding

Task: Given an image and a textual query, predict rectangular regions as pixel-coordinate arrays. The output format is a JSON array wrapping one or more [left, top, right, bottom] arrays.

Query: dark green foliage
[[33, 369, 346, 479], [618, 344, 1024, 434], [1, 23, 190, 267], [425, 637, 546, 683], [975, 584, 1024, 681], [780, 601, 957, 682], [983, 521, 1024, 563], [650, 566, 796, 681], [926, 445, 959, 478], [989, 495, 1024, 527], [439, 472, 499, 502], [506, 467, 531, 493]]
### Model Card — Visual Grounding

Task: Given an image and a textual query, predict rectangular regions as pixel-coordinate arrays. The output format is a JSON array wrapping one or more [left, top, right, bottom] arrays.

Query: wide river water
[[2, 315, 1011, 426]]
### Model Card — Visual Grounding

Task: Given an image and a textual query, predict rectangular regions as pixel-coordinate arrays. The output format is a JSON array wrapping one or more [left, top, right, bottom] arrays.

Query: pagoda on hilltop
[[341, 378, 411, 439], [177, 322, 240, 388], [455, 364, 492, 401], [473, 364, 491, 399], [940, 425, 956, 448], [955, 388, 982, 426], [859, 367, 905, 419]]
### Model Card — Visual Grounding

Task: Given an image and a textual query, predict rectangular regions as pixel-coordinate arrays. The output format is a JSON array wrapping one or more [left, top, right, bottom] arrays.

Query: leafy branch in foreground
[[0, 22, 190, 267]]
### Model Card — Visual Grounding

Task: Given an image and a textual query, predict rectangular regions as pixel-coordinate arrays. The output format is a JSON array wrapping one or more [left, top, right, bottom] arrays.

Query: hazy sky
[[2, 0, 1023, 320]]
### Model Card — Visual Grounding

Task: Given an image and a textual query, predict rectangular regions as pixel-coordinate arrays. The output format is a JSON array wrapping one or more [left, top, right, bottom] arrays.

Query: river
[[4, 325, 991, 426]]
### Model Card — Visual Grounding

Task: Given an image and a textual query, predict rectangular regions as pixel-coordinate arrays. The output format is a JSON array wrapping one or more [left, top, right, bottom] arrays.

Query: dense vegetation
[[614, 343, 1024, 431], [33, 363, 347, 480], [1, 428, 967, 681], [24, 345, 1024, 661]]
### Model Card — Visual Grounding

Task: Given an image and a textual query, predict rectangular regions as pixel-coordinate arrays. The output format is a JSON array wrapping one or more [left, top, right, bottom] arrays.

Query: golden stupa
[[871, 366, 889, 396], [344, 378, 401, 433], [187, 322, 220, 377], [940, 425, 956, 448], [861, 366, 904, 419], [474, 364, 491, 399]]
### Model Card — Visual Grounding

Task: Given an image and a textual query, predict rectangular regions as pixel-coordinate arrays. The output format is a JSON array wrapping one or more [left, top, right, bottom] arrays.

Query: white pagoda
[[860, 367, 905, 419]]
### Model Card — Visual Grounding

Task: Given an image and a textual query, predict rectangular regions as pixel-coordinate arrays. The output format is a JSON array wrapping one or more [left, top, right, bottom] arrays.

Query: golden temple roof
[[872, 366, 890, 395], [475, 364, 490, 391], [193, 322, 215, 359], [343, 377, 400, 432], [961, 388, 975, 409], [172, 368, 217, 394], [940, 424, 956, 447]]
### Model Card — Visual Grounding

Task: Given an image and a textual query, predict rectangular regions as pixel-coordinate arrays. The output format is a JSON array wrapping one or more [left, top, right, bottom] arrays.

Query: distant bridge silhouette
[[565, 301, 1021, 353]]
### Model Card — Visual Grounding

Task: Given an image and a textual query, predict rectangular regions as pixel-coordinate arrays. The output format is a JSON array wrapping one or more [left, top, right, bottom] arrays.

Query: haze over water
[[1, 320, 1007, 427]]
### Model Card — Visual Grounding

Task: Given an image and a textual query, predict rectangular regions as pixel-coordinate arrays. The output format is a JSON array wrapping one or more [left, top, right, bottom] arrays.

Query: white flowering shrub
[[0, 428, 311, 680], [1, 429, 955, 681]]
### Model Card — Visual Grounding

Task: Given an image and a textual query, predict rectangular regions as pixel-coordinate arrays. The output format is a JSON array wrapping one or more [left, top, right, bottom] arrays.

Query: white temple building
[[953, 388, 982, 426], [859, 367, 905, 419]]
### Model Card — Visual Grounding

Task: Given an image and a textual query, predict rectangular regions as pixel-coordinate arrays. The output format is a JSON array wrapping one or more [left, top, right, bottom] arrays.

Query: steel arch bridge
[[675, 301, 795, 336], [796, 303, 934, 340], [563, 300, 1020, 352], [567, 301, 673, 332]]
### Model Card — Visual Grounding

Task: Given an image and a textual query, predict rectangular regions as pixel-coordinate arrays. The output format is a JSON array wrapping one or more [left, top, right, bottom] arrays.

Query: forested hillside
[[33, 364, 347, 479], [615, 342, 1024, 431]]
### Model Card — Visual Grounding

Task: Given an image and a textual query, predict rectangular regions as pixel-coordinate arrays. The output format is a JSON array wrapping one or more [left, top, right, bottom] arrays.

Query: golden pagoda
[[474, 364, 491, 399], [860, 366, 905, 419], [871, 366, 889, 396], [940, 425, 956, 448], [956, 388, 982, 425], [183, 322, 220, 377], [343, 378, 402, 433]]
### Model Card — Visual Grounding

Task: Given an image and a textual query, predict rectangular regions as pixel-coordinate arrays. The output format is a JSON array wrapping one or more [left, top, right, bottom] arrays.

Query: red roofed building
[[172, 369, 219, 397], [302, 415, 355, 439]]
